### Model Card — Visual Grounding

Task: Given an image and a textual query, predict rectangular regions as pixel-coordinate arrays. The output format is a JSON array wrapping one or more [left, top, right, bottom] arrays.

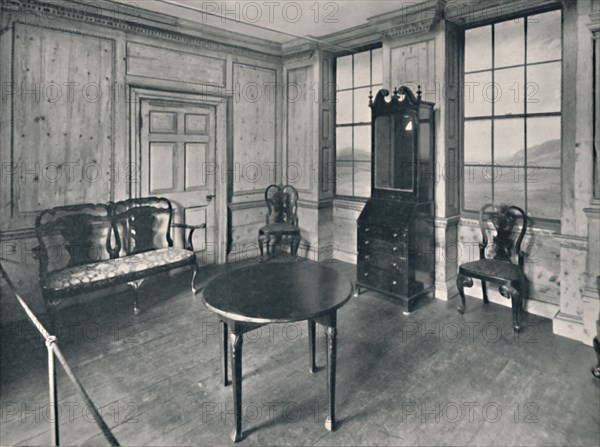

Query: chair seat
[[459, 259, 522, 282], [259, 223, 300, 236], [44, 247, 195, 292]]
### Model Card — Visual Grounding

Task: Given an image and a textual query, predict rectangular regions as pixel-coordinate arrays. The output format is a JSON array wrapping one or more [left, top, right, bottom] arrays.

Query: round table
[[201, 261, 354, 442]]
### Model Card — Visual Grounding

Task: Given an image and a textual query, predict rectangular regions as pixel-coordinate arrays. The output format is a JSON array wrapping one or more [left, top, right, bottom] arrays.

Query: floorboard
[[1, 259, 598, 446]]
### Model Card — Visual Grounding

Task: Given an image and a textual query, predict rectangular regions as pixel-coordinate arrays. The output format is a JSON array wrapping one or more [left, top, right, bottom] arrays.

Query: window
[[335, 47, 382, 198], [463, 10, 562, 222]]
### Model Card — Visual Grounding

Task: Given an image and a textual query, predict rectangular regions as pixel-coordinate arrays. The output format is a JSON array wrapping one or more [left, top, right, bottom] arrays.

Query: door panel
[[140, 99, 216, 262]]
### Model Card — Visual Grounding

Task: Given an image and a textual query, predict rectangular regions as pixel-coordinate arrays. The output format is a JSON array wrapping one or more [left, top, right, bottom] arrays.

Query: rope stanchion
[[0, 262, 120, 446]]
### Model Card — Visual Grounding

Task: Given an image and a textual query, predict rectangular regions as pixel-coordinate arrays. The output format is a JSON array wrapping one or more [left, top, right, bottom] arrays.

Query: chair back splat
[[258, 184, 301, 261]]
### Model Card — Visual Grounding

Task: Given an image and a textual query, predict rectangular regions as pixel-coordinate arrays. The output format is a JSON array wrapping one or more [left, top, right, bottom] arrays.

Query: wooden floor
[[1, 259, 599, 446]]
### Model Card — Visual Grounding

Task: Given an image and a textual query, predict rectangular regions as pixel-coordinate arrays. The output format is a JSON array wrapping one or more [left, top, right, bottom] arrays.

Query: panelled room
[[0, 0, 599, 445]]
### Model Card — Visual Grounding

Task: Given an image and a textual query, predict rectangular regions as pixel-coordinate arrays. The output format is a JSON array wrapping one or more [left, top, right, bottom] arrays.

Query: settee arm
[[171, 223, 206, 251]]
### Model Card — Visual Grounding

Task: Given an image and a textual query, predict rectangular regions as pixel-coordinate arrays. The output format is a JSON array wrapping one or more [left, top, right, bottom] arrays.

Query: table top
[[200, 262, 354, 324]]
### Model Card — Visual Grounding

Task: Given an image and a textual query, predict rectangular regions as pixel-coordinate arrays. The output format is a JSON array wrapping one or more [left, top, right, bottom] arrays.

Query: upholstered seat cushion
[[43, 247, 195, 292], [258, 223, 300, 236], [459, 259, 522, 282]]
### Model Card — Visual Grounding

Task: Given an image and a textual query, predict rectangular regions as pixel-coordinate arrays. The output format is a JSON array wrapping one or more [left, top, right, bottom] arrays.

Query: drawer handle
[[364, 255, 370, 260], [393, 246, 398, 251], [392, 262, 398, 268], [364, 273, 369, 277], [392, 280, 397, 285], [393, 233, 398, 238], [365, 228, 370, 232], [365, 240, 370, 245]]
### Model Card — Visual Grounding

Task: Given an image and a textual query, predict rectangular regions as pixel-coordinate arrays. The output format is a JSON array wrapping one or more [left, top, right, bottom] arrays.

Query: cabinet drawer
[[358, 225, 407, 242], [358, 250, 408, 271], [357, 264, 409, 295], [358, 237, 408, 255]]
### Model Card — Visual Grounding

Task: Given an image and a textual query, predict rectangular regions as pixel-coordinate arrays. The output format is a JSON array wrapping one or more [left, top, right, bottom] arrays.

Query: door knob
[[206, 194, 215, 201]]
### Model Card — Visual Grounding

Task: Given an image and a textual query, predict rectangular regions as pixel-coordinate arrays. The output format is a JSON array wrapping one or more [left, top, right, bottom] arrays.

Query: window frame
[[460, 7, 563, 229], [333, 43, 383, 201]]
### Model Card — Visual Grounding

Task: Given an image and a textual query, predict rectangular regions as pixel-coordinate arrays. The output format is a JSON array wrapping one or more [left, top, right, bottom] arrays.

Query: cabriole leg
[[456, 273, 473, 314], [191, 263, 200, 294], [258, 234, 265, 262]]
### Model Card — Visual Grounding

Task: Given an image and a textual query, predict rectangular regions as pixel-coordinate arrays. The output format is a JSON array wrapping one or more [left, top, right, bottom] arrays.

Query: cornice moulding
[[1, 0, 284, 58]]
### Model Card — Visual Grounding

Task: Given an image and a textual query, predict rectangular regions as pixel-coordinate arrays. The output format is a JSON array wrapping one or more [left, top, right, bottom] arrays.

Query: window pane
[[336, 55, 352, 90], [465, 25, 492, 72], [527, 116, 561, 168], [527, 168, 561, 219], [371, 48, 383, 85], [354, 87, 371, 123], [527, 62, 561, 114], [336, 127, 352, 160], [464, 120, 492, 164], [527, 10, 561, 64], [494, 67, 525, 116], [464, 165, 492, 211], [354, 126, 371, 161], [495, 19, 525, 68], [465, 71, 492, 117], [354, 162, 371, 197], [354, 51, 370, 87], [495, 166, 525, 210], [336, 161, 353, 196], [495, 118, 525, 166], [336, 90, 352, 124]]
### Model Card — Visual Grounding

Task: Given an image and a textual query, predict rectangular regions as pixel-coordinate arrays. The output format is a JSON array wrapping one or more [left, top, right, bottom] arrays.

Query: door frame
[[129, 87, 228, 264]]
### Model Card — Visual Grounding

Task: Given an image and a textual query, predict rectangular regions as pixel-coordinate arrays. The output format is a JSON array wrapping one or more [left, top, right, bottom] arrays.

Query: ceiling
[[110, 0, 411, 43]]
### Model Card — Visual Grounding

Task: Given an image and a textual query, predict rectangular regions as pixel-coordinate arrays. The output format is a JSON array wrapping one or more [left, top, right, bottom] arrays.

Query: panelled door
[[140, 99, 216, 262]]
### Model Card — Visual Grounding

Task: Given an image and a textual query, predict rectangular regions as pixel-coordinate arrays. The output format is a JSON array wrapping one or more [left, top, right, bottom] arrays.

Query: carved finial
[[417, 85, 422, 100], [393, 87, 398, 97], [368, 90, 373, 106]]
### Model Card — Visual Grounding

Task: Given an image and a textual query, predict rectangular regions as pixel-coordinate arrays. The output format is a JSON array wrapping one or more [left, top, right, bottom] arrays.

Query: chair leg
[[481, 280, 489, 304], [500, 282, 523, 333], [128, 279, 144, 315], [456, 273, 473, 314], [258, 234, 265, 262], [291, 235, 300, 259], [510, 290, 522, 332], [190, 263, 200, 294], [266, 236, 272, 260]]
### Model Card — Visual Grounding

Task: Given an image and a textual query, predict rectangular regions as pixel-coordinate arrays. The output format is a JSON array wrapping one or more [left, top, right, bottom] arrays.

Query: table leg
[[325, 320, 337, 431], [308, 319, 316, 374], [229, 330, 243, 442], [221, 321, 229, 386]]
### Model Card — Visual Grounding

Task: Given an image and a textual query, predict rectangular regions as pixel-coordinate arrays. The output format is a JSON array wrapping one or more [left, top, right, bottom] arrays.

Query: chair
[[456, 203, 528, 332], [258, 184, 301, 261]]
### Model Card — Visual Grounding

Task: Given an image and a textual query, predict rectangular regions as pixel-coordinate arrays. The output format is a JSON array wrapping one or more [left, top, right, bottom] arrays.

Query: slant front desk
[[357, 87, 436, 313]]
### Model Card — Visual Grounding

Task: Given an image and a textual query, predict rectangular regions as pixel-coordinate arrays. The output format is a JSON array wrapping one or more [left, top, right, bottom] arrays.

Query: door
[[140, 99, 217, 262]]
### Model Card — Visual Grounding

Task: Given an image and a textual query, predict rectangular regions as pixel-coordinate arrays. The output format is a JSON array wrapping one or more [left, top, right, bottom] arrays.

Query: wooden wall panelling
[[445, 22, 461, 216], [126, 41, 226, 88], [285, 65, 313, 195], [390, 39, 435, 98], [231, 62, 277, 197], [10, 23, 117, 227]]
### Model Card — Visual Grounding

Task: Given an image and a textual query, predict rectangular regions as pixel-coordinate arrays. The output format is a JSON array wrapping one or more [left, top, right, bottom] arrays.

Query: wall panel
[[11, 24, 115, 217], [232, 63, 277, 195]]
